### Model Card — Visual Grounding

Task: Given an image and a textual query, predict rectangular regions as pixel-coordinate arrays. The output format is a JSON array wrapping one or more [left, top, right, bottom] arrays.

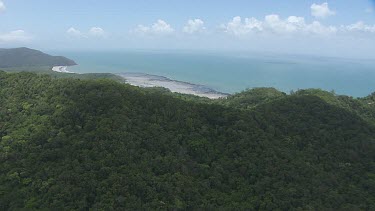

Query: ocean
[[50, 50, 375, 97]]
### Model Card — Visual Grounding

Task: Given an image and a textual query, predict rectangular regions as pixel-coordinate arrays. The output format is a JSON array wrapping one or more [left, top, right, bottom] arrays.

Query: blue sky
[[0, 0, 374, 58]]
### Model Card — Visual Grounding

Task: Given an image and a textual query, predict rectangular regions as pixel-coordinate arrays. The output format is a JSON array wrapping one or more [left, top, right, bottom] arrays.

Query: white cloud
[[222, 16, 263, 36], [306, 21, 337, 35], [222, 15, 336, 37], [183, 19, 206, 34], [0, 30, 31, 42], [342, 21, 375, 33], [66, 27, 85, 38], [152, 20, 174, 34], [67, 27, 107, 38], [222, 15, 375, 38], [134, 20, 174, 35], [0, 1, 5, 13], [89, 27, 106, 37], [265, 14, 303, 34], [311, 2, 336, 18]]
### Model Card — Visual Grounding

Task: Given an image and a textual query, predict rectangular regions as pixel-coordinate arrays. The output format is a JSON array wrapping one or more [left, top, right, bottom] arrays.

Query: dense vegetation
[[218, 88, 375, 126], [0, 65, 125, 84], [0, 47, 76, 68], [0, 71, 374, 210]]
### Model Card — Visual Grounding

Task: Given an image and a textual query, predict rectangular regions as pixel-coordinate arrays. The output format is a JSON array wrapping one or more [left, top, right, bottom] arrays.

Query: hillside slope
[[0, 47, 76, 68], [219, 88, 375, 125], [0, 71, 374, 210]]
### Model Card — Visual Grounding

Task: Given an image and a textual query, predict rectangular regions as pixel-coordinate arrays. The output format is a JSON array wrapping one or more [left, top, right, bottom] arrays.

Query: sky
[[0, 0, 374, 58]]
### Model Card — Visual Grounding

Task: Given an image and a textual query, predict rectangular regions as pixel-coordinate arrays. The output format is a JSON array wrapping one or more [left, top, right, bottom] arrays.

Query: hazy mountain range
[[0, 47, 76, 68]]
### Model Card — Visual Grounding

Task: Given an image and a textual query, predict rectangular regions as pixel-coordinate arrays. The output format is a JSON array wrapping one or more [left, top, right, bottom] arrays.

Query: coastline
[[52, 66, 75, 73], [117, 73, 229, 99], [51, 66, 228, 99]]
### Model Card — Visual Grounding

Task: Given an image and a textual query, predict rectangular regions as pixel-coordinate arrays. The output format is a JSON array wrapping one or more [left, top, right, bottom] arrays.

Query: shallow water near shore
[[50, 50, 375, 97]]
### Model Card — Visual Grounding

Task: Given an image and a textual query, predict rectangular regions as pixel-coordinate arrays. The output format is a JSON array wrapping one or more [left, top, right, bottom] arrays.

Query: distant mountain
[[0, 47, 76, 68]]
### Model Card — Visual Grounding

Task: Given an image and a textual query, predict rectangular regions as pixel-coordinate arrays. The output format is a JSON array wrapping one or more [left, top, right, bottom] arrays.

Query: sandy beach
[[52, 66, 74, 73], [51, 66, 227, 98], [118, 73, 228, 99]]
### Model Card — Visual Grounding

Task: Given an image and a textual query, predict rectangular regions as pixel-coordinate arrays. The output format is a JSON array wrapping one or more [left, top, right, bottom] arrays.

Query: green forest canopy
[[0, 71, 374, 210]]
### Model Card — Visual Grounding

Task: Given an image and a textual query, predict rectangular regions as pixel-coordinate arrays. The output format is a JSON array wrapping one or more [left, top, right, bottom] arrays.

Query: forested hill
[[218, 87, 375, 125], [0, 71, 374, 210], [0, 47, 76, 68]]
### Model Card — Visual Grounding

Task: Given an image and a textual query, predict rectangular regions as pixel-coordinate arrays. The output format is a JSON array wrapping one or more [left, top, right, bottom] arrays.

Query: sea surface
[[50, 50, 375, 97]]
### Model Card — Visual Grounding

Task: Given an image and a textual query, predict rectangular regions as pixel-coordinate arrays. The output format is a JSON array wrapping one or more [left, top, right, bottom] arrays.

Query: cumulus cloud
[[134, 20, 174, 35], [222, 15, 337, 36], [311, 2, 336, 18], [342, 21, 375, 33], [89, 27, 106, 37], [66, 27, 85, 38], [0, 1, 5, 13], [183, 19, 206, 34], [0, 30, 31, 42], [306, 21, 337, 35], [264, 15, 305, 34], [221, 16, 263, 35], [67, 27, 106, 38]]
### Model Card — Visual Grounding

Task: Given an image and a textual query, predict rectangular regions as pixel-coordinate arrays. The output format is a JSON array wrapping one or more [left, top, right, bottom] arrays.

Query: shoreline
[[117, 73, 229, 99], [51, 66, 228, 99], [52, 66, 75, 73]]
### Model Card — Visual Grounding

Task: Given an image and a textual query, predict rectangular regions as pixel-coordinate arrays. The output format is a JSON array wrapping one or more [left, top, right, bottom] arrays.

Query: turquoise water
[[51, 50, 375, 97]]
